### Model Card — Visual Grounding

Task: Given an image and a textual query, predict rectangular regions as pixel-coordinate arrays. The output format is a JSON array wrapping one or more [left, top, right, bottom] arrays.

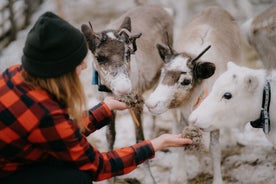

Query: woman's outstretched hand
[[103, 96, 128, 111], [151, 134, 193, 152], [103, 96, 193, 151]]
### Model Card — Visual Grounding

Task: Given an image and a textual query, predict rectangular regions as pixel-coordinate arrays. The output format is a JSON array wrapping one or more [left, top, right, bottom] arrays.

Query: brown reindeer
[[81, 5, 173, 152], [145, 6, 243, 184]]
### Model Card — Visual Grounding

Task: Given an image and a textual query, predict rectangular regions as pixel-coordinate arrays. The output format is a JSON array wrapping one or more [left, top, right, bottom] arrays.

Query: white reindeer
[[189, 61, 276, 147], [145, 6, 243, 184]]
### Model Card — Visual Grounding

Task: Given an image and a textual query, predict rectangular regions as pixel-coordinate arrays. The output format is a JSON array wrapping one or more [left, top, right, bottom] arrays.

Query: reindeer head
[[81, 17, 142, 96], [145, 44, 215, 115]]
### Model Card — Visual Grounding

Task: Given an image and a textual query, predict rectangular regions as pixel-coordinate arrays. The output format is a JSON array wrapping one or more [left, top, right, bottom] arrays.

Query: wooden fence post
[[24, 0, 32, 28], [7, 0, 16, 42], [0, 0, 43, 50]]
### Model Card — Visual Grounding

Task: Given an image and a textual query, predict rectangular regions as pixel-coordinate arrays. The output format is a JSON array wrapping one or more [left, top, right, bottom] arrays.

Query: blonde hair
[[21, 70, 88, 131]]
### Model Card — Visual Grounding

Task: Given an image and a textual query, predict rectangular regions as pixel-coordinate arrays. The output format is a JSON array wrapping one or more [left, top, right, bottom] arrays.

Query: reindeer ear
[[119, 16, 131, 32], [156, 43, 173, 63], [227, 61, 239, 70], [194, 62, 216, 79], [81, 23, 99, 53], [118, 17, 132, 42], [243, 75, 259, 92]]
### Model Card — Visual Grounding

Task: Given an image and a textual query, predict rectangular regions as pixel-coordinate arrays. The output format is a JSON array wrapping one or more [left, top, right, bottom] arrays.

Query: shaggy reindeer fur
[[81, 5, 173, 150]]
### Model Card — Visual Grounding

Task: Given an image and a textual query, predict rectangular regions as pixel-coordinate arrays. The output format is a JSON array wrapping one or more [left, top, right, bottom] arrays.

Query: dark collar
[[92, 69, 112, 92], [250, 80, 271, 134]]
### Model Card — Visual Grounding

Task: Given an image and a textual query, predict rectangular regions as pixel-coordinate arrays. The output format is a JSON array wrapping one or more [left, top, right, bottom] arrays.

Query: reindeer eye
[[181, 78, 191, 86], [222, 92, 232, 100], [96, 55, 108, 63]]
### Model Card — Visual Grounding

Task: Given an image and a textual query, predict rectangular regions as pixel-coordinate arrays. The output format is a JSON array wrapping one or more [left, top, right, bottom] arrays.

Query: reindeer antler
[[129, 32, 142, 53], [118, 28, 131, 38], [119, 28, 142, 54], [191, 45, 211, 63]]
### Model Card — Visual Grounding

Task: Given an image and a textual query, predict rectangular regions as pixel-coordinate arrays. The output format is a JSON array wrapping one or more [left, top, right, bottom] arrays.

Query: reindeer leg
[[106, 111, 116, 150], [130, 103, 158, 184], [210, 129, 223, 184], [151, 115, 158, 139], [170, 112, 188, 183], [106, 111, 117, 184]]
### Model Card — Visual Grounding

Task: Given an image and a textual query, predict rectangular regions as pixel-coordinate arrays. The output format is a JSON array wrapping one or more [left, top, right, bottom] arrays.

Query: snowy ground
[[0, 0, 275, 184]]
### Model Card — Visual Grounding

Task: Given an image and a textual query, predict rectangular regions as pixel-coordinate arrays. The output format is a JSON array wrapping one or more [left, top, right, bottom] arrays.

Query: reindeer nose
[[189, 117, 197, 126], [115, 85, 131, 96], [145, 100, 158, 109], [112, 80, 132, 96]]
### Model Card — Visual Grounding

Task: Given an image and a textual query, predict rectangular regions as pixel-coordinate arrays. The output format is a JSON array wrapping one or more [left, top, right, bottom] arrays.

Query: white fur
[[167, 56, 190, 71], [189, 61, 276, 147], [146, 56, 191, 114], [106, 31, 117, 40], [110, 73, 132, 96], [146, 83, 174, 114]]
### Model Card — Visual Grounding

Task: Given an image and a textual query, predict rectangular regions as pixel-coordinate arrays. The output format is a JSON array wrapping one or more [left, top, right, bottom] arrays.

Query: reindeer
[[242, 4, 276, 70], [189, 61, 276, 147], [145, 6, 243, 184], [81, 3, 173, 155]]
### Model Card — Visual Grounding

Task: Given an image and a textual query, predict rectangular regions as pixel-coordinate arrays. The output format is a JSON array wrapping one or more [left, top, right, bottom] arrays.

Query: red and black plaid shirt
[[0, 65, 155, 181]]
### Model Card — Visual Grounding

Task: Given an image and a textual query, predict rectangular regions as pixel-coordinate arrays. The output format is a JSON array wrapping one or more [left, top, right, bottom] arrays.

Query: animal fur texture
[[190, 61, 276, 147]]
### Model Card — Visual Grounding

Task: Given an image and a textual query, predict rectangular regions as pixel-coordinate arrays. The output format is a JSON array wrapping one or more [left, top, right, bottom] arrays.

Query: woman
[[0, 12, 192, 184]]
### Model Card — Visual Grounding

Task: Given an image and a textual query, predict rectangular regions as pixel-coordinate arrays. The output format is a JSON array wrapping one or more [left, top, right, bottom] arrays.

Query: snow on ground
[[0, 0, 275, 184]]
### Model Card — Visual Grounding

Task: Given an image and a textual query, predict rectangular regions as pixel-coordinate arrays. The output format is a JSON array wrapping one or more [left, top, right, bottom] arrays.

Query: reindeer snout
[[145, 99, 168, 115], [145, 100, 158, 110], [190, 119, 197, 125], [188, 115, 197, 125], [111, 78, 132, 96]]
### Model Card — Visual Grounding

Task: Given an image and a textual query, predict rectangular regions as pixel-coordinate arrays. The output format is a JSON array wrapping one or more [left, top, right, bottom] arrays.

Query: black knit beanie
[[22, 11, 88, 78]]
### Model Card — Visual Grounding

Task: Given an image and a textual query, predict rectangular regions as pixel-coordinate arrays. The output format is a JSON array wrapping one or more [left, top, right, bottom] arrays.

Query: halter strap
[[250, 80, 271, 134], [91, 69, 112, 92]]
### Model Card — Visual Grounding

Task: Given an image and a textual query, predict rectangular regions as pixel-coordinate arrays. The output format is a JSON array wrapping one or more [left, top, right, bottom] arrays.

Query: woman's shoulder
[[1, 64, 22, 77]]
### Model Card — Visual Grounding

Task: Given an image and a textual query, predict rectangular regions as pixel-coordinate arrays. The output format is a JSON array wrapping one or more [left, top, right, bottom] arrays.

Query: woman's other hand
[[103, 96, 128, 111], [151, 134, 193, 152]]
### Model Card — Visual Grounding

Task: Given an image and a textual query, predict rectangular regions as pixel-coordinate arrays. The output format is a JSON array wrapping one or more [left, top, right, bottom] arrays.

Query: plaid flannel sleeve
[[91, 140, 155, 181], [28, 105, 155, 181], [82, 102, 113, 136]]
